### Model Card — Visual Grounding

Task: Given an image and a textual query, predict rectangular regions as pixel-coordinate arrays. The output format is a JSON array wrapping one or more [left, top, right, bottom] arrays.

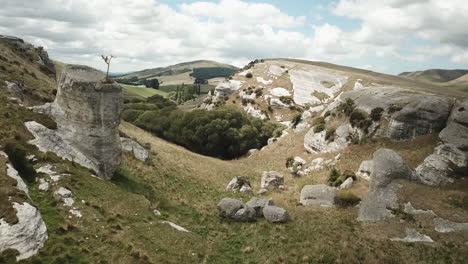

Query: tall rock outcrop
[[28, 65, 123, 179]]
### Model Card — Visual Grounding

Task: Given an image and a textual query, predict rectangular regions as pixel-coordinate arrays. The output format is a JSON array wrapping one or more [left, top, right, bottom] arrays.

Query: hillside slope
[[399, 69, 468, 83], [118, 60, 238, 86]]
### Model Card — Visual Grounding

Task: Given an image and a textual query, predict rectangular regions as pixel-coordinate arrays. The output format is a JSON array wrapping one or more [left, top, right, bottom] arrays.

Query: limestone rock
[[263, 206, 290, 223], [300, 184, 337, 206], [38, 179, 49, 192], [29, 65, 123, 179], [6, 163, 29, 197], [433, 218, 468, 233], [358, 149, 411, 221], [246, 197, 275, 217], [414, 154, 454, 185], [217, 198, 245, 219], [358, 183, 401, 221], [339, 177, 353, 189], [120, 137, 149, 162], [217, 198, 256, 222], [403, 202, 435, 216], [233, 207, 257, 222], [356, 160, 373, 181], [226, 176, 252, 194], [5, 81, 25, 101], [435, 144, 467, 170], [439, 122, 468, 151], [370, 149, 412, 188], [260, 171, 284, 190], [448, 99, 468, 127], [162, 221, 190, 232], [304, 123, 352, 153], [53, 187, 74, 207], [390, 228, 433, 243], [0, 202, 48, 261], [387, 97, 453, 140]]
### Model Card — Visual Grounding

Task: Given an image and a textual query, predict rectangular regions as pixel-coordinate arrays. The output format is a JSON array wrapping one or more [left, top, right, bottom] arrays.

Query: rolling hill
[[399, 69, 468, 93], [118, 60, 239, 86]]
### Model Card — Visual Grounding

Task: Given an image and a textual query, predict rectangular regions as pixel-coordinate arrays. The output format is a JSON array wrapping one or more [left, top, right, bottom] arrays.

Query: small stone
[[263, 206, 290, 223], [38, 178, 49, 192], [257, 189, 268, 195], [153, 209, 162, 216], [339, 177, 353, 189]]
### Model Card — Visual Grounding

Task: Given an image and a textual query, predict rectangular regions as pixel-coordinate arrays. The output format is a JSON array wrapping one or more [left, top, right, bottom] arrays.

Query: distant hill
[[399, 69, 468, 83], [399, 69, 468, 93], [117, 60, 239, 86]]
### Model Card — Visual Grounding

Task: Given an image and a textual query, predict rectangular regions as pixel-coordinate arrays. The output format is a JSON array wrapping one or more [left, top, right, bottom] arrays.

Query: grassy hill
[[398, 69, 468, 93], [117, 60, 238, 86], [122, 84, 168, 101]]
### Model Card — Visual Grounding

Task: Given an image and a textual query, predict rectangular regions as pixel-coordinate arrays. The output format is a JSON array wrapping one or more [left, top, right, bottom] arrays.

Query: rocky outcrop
[[433, 218, 468, 233], [29, 65, 123, 179], [356, 160, 373, 180], [304, 124, 353, 154], [358, 149, 412, 221], [414, 99, 468, 185], [300, 184, 337, 206], [120, 137, 149, 162]]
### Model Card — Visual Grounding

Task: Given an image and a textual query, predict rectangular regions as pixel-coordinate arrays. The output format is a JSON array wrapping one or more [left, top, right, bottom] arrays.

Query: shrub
[[245, 72, 253, 78], [312, 116, 325, 126], [370, 107, 384, 121], [324, 111, 331, 118], [334, 190, 361, 207], [314, 123, 325, 133], [285, 157, 294, 168], [291, 113, 302, 128], [328, 168, 340, 184], [342, 170, 356, 181], [337, 98, 355, 116], [388, 104, 403, 114], [122, 109, 144, 123], [349, 109, 368, 127], [254, 88, 263, 97], [4, 141, 37, 183], [279, 96, 293, 105], [325, 127, 336, 141]]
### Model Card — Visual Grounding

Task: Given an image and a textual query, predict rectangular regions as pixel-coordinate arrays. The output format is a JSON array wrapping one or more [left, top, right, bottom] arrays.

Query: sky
[[1, 0, 467, 75]]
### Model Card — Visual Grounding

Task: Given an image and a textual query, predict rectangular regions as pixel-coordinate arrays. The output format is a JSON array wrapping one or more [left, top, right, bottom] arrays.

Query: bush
[[388, 104, 403, 114], [291, 113, 302, 128], [328, 168, 341, 184], [245, 72, 253, 78], [4, 141, 37, 183], [324, 111, 331, 118], [349, 109, 368, 127], [122, 109, 144, 123], [312, 116, 325, 126], [337, 98, 355, 116], [342, 170, 356, 181], [279, 96, 293, 105], [254, 88, 263, 97], [334, 190, 361, 207], [285, 157, 294, 168], [370, 107, 384, 121], [325, 127, 336, 141], [314, 123, 325, 133]]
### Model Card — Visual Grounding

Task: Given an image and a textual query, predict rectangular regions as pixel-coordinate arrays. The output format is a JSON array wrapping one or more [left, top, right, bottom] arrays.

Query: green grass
[[122, 84, 168, 100]]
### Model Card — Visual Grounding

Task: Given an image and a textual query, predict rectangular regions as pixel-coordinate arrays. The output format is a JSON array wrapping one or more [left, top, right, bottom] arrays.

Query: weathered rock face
[[226, 176, 252, 194], [263, 206, 290, 223], [304, 124, 352, 154], [260, 171, 284, 190], [387, 97, 453, 140], [370, 149, 412, 188], [246, 197, 274, 217], [30, 65, 123, 179]]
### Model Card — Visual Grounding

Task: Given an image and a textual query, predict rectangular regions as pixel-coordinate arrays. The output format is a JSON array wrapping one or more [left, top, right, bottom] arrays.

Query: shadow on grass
[[112, 167, 160, 206]]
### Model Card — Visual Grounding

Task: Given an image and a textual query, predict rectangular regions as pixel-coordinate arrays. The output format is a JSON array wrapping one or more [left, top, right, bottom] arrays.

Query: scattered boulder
[[339, 177, 354, 189], [358, 149, 411, 221], [435, 144, 467, 170], [433, 218, 468, 233], [263, 206, 290, 223], [29, 65, 124, 179], [217, 198, 254, 222], [53, 187, 74, 207], [226, 176, 252, 194], [5, 80, 25, 101], [246, 197, 274, 217], [439, 122, 468, 151], [120, 137, 149, 162], [247, 149, 259, 156], [403, 202, 435, 216], [38, 179, 49, 192], [356, 160, 373, 180], [162, 221, 190, 232], [390, 228, 433, 243], [233, 207, 257, 222], [370, 149, 412, 188], [257, 189, 268, 195], [300, 184, 338, 206], [0, 202, 48, 261], [260, 171, 284, 190]]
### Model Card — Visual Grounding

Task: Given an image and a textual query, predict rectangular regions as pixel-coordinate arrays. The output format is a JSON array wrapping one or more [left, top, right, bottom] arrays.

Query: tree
[[194, 78, 208, 85], [144, 78, 159, 89], [101, 55, 115, 81]]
